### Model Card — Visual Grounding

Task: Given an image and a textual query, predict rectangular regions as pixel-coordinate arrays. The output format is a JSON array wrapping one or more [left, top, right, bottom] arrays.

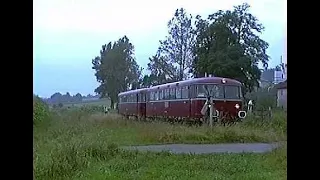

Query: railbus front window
[[224, 86, 240, 99], [212, 85, 224, 99], [196, 85, 206, 97], [196, 84, 224, 99]]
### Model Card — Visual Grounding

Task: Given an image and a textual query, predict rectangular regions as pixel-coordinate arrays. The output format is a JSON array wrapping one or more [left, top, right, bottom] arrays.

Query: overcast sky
[[33, 0, 287, 98]]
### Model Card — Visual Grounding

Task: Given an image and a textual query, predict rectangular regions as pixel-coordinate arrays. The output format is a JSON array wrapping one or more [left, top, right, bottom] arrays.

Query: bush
[[33, 95, 51, 125], [245, 86, 277, 111], [243, 110, 287, 134]]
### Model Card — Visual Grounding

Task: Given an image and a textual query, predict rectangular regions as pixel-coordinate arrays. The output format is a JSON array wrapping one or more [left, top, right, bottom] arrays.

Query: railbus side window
[[155, 91, 159, 101], [164, 89, 170, 100], [142, 93, 146, 102], [176, 87, 181, 99], [159, 90, 163, 100], [150, 92, 154, 101], [170, 88, 175, 99], [181, 86, 189, 99], [189, 86, 194, 98]]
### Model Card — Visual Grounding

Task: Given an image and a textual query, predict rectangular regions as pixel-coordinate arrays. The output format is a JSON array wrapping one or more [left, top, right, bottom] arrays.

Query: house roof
[[276, 80, 287, 89]]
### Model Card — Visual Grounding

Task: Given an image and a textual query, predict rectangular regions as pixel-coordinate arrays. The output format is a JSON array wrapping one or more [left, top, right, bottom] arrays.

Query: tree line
[[43, 92, 101, 104], [92, 3, 270, 109]]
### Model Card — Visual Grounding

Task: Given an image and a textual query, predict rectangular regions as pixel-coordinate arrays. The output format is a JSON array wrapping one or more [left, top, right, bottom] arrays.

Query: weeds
[[34, 107, 287, 180]]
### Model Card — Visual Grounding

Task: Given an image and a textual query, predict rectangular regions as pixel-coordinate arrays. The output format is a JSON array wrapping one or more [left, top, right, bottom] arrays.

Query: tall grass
[[34, 108, 287, 180]]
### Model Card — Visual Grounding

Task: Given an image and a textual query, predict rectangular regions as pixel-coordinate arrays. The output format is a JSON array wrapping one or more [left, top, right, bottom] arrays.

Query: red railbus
[[118, 88, 147, 119], [118, 77, 246, 124]]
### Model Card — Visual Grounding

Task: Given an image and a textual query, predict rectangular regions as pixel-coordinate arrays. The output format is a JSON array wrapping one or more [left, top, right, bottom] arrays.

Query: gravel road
[[122, 143, 281, 154]]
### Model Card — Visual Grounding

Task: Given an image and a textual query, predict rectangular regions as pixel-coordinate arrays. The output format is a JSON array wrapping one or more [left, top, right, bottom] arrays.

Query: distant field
[[34, 109, 287, 180], [62, 98, 111, 107]]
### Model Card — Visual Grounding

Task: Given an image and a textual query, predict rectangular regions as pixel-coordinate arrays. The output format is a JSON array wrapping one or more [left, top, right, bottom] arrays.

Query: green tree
[[73, 93, 82, 102], [33, 94, 50, 125], [158, 8, 195, 81], [145, 53, 178, 86], [193, 3, 269, 94], [50, 92, 62, 104], [92, 36, 141, 108]]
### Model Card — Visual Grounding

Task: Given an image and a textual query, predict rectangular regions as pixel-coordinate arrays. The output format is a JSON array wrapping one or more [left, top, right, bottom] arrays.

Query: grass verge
[[34, 110, 287, 180]]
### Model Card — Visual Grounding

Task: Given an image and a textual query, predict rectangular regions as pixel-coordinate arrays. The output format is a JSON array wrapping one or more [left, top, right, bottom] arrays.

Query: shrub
[[33, 95, 51, 125], [245, 86, 277, 111]]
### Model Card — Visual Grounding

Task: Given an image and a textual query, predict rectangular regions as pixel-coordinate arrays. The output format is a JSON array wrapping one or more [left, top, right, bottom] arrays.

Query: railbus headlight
[[238, 111, 247, 119], [235, 104, 240, 109]]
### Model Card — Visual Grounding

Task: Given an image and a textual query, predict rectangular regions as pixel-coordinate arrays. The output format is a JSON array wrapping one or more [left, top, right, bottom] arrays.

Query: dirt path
[[122, 143, 281, 154]]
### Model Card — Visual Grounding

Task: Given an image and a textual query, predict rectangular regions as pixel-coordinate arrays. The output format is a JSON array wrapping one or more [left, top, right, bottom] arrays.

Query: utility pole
[[209, 96, 213, 128]]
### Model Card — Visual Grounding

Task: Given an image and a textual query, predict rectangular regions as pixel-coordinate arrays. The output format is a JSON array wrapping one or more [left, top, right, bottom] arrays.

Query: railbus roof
[[118, 88, 148, 96], [148, 77, 242, 91], [118, 77, 242, 96]]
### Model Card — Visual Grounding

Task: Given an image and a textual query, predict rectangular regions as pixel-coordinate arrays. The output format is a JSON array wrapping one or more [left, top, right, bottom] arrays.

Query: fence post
[[209, 96, 213, 128], [268, 106, 272, 119]]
